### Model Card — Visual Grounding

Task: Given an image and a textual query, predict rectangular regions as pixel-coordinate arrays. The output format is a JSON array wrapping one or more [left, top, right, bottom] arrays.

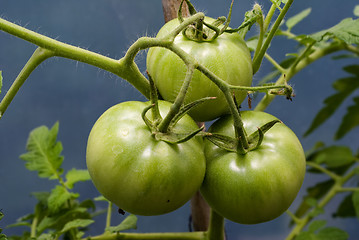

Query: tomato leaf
[[106, 214, 137, 233], [354, 5, 359, 17], [316, 227, 349, 240], [304, 65, 359, 137], [286, 8, 311, 32], [48, 185, 79, 214], [353, 191, 359, 220], [20, 122, 64, 180], [59, 219, 94, 234], [310, 18, 359, 44], [333, 193, 356, 218], [307, 146, 354, 168], [64, 168, 91, 189], [335, 96, 359, 139], [0, 71, 2, 96], [308, 220, 327, 233]]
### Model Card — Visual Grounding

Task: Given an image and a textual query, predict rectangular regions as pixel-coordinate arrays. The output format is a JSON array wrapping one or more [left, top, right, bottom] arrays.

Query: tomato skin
[[146, 17, 253, 122], [86, 101, 206, 216], [200, 111, 306, 224]]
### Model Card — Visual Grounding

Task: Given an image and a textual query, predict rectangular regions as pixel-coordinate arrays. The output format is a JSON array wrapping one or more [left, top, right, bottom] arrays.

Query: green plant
[[0, 0, 359, 239]]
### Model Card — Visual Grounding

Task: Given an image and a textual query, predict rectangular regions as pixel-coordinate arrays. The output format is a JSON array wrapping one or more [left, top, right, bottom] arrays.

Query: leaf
[[106, 214, 137, 233], [295, 231, 317, 240], [64, 169, 91, 189], [286, 8, 311, 32], [354, 5, 359, 17], [317, 227, 349, 240], [333, 193, 356, 218], [20, 122, 64, 179], [335, 96, 359, 139], [0, 71, 2, 95], [308, 146, 354, 168], [308, 220, 327, 233], [59, 219, 94, 233], [305, 65, 359, 137], [48, 185, 79, 214], [310, 18, 359, 44], [353, 191, 359, 220]]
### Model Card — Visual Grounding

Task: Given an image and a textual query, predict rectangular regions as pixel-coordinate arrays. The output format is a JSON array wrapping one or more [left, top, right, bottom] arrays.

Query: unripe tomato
[[200, 111, 306, 224], [147, 17, 253, 122], [86, 101, 206, 215]]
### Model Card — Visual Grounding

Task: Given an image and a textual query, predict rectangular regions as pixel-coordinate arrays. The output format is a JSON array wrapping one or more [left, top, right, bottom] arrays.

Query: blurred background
[[0, 0, 358, 239]]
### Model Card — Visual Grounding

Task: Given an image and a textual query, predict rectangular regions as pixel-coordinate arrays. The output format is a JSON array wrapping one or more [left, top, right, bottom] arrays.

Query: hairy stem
[[255, 42, 347, 111], [0, 47, 54, 118], [252, 0, 294, 74], [84, 232, 206, 240]]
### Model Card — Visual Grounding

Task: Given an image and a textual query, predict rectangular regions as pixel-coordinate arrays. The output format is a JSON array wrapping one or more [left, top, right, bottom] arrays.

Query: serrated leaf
[[335, 96, 359, 139], [305, 66, 359, 137], [0, 71, 2, 95], [106, 214, 137, 233], [294, 180, 333, 219], [353, 191, 359, 220], [317, 227, 349, 240], [48, 185, 78, 214], [295, 232, 317, 240], [59, 219, 94, 233], [334, 193, 356, 218], [310, 18, 359, 44], [65, 169, 90, 189], [308, 220, 327, 233], [286, 8, 311, 32], [20, 122, 64, 179], [354, 5, 359, 17], [308, 146, 354, 168]]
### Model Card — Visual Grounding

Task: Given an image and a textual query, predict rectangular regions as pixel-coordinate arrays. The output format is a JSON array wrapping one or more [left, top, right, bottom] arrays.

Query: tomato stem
[[207, 209, 225, 240]]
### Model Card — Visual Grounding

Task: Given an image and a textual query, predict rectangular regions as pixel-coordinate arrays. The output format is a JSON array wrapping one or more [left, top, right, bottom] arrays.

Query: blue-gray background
[[0, 0, 358, 239]]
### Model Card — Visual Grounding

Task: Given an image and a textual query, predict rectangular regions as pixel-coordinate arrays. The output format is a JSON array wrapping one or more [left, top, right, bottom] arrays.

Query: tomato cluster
[[86, 16, 306, 224]]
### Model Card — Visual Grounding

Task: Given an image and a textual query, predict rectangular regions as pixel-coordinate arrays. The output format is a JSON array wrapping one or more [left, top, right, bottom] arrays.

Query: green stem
[[0, 17, 151, 100], [252, 5, 264, 62], [30, 214, 38, 238], [306, 162, 340, 181], [105, 202, 113, 232], [157, 64, 195, 132], [264, 53, 286, 74], [252, 0, 294, 74], [255, 42, 347, 111], [207, 209, 225, 240], [0, 47, 54, 118], [285, 166, 358, 240], [84, 232, 206, 240]]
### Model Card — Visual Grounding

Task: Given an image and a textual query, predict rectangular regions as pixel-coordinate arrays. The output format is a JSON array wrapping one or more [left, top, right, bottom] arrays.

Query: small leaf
[[308, 146, 354, 168], [353, 191, 359, 219], [106, 214, 137, 233], [0, 71, 2, 95], [317, 227, 349, 240], [335, 96, 359, 139], [60, 219, 94, 233], [310, 18, 359, 44], [65, 169, 91, 189], [333, 193, 356, 218], [305, 67, 359, 137], [286, 8, 311, 31], [48, 185, 79, 214], [20, 122, 64, 179], [308, 220, 327, 233], [295, 231, 317, 240], [354, 5, 359, 17]]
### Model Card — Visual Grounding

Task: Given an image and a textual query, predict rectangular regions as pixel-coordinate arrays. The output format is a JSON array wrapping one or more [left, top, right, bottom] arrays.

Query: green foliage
[[0, 71, 2, 96], [285, 8, 311, 32], [20, 122, 64, 179], [105, 214, 137, 233], [305, 65, 359, 139], [295, 221, 349, 240], [0, 211, 8, 240]]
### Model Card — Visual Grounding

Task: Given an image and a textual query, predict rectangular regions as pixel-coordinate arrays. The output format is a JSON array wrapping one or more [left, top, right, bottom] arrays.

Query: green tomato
[[146, 17, 253, 122], [86, 101, 206, 216], [200, 111, 306, 224]]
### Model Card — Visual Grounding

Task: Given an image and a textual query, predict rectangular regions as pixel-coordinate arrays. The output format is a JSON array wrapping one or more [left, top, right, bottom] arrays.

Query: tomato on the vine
[[146, 17, 253, 122], [200, 111, 306, 224], [86, 101, 206, 216]]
